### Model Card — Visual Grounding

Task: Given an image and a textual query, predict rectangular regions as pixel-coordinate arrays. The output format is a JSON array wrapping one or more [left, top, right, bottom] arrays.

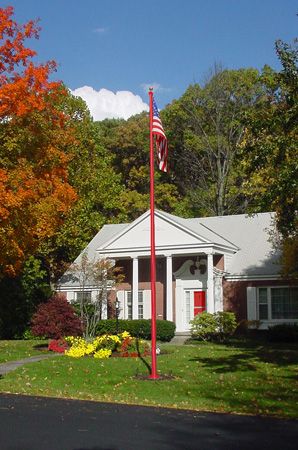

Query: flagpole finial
[[149, 86, 154, 92]]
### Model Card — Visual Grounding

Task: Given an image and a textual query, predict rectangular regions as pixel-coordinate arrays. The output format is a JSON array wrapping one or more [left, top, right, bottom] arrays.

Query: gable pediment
[[99, 211, 209, 252]]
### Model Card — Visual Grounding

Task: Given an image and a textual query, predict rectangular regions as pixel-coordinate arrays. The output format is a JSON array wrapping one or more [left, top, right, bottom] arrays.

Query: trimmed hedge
[[95, 319, 176, 342]]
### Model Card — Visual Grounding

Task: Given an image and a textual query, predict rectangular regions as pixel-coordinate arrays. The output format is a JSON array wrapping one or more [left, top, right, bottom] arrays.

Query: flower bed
[[48, 332, 150, 359], [48, 338, 68, 353]]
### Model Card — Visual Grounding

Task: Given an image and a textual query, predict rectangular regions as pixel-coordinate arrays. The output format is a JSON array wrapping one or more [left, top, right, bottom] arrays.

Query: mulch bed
[[33, 344, 49, 351]]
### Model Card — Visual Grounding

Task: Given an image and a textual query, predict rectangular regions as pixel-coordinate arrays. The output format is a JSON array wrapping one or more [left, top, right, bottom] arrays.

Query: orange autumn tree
[[0, 6, 77, 276]]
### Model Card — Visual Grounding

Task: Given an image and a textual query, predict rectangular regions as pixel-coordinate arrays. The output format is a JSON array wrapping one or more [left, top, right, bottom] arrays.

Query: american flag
[[152, 98, 168, 172]]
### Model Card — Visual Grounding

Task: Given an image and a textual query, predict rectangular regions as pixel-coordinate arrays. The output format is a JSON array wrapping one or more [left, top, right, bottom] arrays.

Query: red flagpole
[[149, 87, 158, 379]]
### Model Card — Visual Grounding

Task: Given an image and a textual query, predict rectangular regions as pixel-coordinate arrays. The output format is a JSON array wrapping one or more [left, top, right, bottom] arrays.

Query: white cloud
[[141, 83, 171, 94], [93, 27, 108, 34], [70, 86, 149, 121]]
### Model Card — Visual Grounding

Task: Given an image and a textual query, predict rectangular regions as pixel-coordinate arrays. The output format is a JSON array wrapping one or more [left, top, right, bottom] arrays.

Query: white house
[[57, 210, 298, 332]]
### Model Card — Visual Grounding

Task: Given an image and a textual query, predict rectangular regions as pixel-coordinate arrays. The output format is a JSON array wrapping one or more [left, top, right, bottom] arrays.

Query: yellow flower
[[94, 349, 112, 359], [85, 343, 95, 355], [121, 331, 131, 339], [65, 347, 86, 358], [109, 335, 121, 343]]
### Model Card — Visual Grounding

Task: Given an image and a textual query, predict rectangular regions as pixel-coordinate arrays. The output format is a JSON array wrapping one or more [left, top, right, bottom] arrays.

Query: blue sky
[[5, 0, 298, 119]]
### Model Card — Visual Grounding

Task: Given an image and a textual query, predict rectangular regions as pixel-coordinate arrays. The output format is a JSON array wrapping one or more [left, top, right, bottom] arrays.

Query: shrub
[[155, 320, 177, 342], [64, 335, 117, 358], [31, 293, 83, 339], [48, 339, 68, 353], [64, 332, 149, 359], [117, 335, 150, 357], [268, 324, 298, 342], [190, 311, 237, 342], [235, 319, 261, 335], [95, 319, 176, 342], [22, 329, 41, 340], [216, 311, 238, 341], [190, 312, 217, 341]]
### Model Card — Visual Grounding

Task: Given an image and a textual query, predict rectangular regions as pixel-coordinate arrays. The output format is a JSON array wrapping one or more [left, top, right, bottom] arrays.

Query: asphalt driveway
[[0, 393, 297, 450]]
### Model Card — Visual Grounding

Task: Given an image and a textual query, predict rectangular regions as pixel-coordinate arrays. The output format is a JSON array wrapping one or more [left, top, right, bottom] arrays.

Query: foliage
[[0, 7, 77, 276], [280, 234, 298, 279], [190, 311, 237, 342], [240, 39, 298, 276], [268, 324, 298, 342], [30, 293, 82, 339], [98, 113, 185, 220], [64, 331, 149, 358], [48, 338, 68, 353], [66, 254, 124, 338], [38, 93, 126, 281], [95, 319, 176, 342], [116, 334, 150, 357], [65, 334, 121, 358], [0, 6, 60, 117], [0, 281, 37, 339], [190, 312, 217, 340], [23, 329, 41, 340], [162, 66, 263, 217], [0, 255, 51, 339], [241, 39, 298, 238], [152, 319, 176, 342], [21, 256, 51, 303]]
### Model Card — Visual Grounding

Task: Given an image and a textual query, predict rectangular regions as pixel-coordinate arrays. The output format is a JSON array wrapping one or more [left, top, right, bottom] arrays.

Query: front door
[[184, 289, 206, 330], [194, 291, 206, 316]]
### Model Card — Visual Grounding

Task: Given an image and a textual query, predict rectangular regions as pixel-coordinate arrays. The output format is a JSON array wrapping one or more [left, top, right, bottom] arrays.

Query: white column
[[166, 255, 173, 321], [207, 252, 215, 313], [132, 257, 139, 319]]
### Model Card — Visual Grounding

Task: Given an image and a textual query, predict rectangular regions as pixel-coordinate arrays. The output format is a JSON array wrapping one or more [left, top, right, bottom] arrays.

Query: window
[[126, 291, 144, 319], [271, 288, 298, 319], [258, 288, 268, 320], [258, 287, 298, 321], [76, 291, 92, 303], [138, 291, 144, 319]]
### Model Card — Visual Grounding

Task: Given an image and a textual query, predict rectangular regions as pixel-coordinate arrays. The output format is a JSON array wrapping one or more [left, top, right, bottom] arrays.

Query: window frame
[[138, 291, 144, 319], [125, 290, 144, 319], [126, 291, 132, 320], [76, 290, 92, 303], [257, 286, 298, 322]]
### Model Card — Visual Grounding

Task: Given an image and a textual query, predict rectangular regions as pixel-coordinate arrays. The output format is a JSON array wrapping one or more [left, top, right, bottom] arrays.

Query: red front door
[[194, 291, 206, 316]]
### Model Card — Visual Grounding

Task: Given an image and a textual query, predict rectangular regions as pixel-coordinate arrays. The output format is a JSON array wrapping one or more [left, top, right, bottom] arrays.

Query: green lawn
[[0, 340, 47, 363], [0, 339, 297, 418]]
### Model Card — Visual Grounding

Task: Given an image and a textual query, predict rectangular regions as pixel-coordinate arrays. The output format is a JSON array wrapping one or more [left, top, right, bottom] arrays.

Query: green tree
[[98, 112, 186, 219], [0, 256, 51, 338], [241, 39, 298, 277], [38, 91, 126, 280], [242, 40, 297, 235], [68, 253, 124, 338], [163, 66, 263, 217]]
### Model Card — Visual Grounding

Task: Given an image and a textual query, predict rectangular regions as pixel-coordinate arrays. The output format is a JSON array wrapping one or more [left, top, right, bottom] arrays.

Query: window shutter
[[117, 291, 125, 319], [143, 290, 151, 319], [247, 287, 257, 321]]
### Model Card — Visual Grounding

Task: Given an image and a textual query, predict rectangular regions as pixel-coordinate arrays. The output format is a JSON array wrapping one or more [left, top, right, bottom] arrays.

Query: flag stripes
[[152, 98, 168, 172]]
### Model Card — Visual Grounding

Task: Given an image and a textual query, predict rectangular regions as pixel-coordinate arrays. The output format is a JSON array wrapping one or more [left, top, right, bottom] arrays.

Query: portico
[[94, 210, 237, 332]]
